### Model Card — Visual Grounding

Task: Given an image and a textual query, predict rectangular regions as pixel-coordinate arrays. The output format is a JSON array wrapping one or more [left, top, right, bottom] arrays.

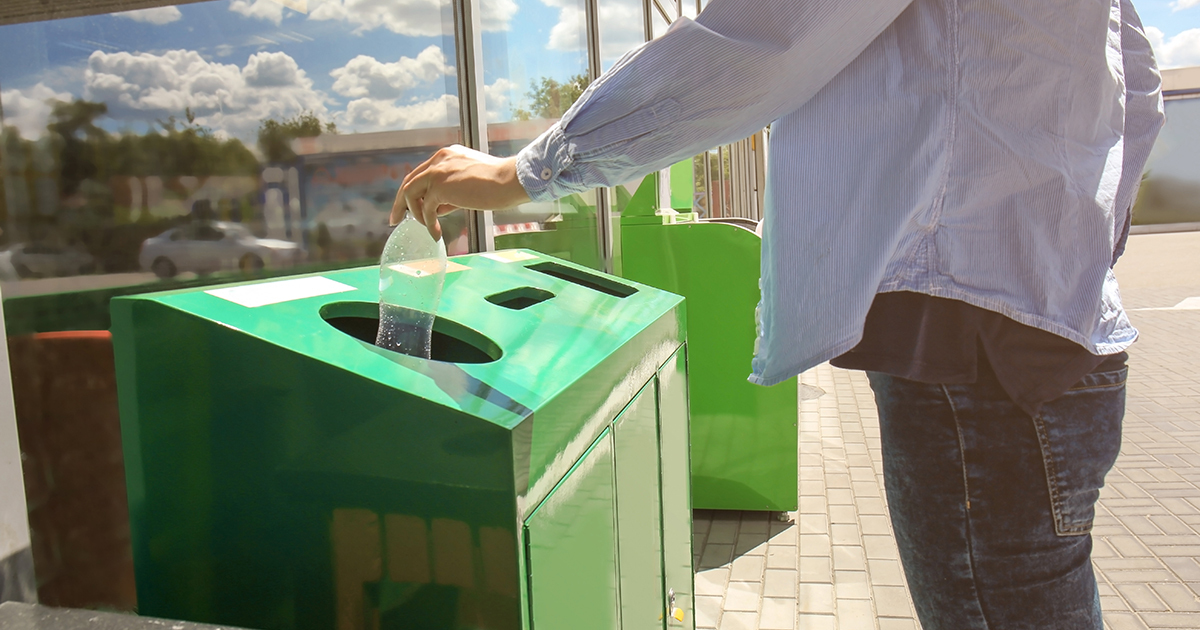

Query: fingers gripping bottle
[[376, 214, 447, 359]]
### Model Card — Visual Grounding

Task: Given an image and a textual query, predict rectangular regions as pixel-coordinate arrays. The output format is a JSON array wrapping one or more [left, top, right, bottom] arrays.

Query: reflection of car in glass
[[139, 222, 305, 278], [3, 243, 97, 278]]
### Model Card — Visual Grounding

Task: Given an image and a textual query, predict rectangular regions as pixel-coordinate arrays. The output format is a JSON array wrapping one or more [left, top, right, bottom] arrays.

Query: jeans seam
[[1031, 414, 1091, 536], [942, 384, 993, 630], [1066, 381, 1126, 392]]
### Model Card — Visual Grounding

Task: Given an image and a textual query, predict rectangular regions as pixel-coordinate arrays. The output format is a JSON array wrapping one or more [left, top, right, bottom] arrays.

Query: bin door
[[614, 380, 665, 630], [525, 429, 619, 630], [659, 348, 695, 629]]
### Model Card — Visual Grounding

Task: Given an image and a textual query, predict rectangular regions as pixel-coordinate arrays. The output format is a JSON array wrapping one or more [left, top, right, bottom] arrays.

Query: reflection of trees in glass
[[512, 73, 591, 120], [693, 151, 729, 186], [0, 98, 263, 271], [257, 111, 338, 163], [1133, 173, 1200, 225]]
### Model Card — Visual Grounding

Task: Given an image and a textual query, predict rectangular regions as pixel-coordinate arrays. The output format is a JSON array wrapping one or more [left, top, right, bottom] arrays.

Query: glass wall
[[0, 0, 466, 305], [1135, 95, 1200, 225], [0, 0, 468, 610], [480, 0, 602, 269], [599, 0, 647, 73]]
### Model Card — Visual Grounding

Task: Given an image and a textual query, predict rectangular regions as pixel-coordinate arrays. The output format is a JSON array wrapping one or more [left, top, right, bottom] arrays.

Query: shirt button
[[540, 167, 552, 180]]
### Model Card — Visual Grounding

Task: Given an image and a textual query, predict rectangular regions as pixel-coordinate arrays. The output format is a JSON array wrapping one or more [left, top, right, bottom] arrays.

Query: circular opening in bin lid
[[320, 301, 501, 364]]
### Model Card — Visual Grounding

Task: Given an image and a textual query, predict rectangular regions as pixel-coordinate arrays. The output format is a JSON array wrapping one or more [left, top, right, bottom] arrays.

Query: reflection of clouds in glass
[[308, 0, 515, 36], [484, 77, 515, 121], [338, 77, 511, 130], [0, 83, 73, 139], [540, 0, 586, 51], [597, 0, 645, 63], [230, 0, 287, 25], [1173, 0, 1200, 11], [84, 49, 329, 140], [244, 51, 304, 86], [115, 6, 183, 24], [341, 93, 458, 130], [330, 46, 452, 99], [542, 0, 642, 58], [1148, 26, 1200, 68]]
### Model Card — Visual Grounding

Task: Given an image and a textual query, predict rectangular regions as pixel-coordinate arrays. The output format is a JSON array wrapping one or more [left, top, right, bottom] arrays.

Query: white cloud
[[84, 49, 329, 140], [541, 0, 585, 51], [244, 51, 303, 86], [115, 6, 183, 24], [340, 93, 459, 131], [335, 78, 514, 131], [1172, 0, 1200, 11], [309, 0, 516, 36], [1147, 26, 1200, 69], [329, 46, 452, 99], [0, 83, 73, 139], [484, 77, 514, 121], [540, 0, 642, 55], [230, 0, 285, 25]]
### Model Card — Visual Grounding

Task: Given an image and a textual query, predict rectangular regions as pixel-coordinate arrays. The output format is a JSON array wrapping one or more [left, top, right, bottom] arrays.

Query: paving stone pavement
[[691, 232, 1200, 630]]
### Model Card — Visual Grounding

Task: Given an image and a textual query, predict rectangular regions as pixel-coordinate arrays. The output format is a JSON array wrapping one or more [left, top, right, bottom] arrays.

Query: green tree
[[513, 73, 592, 121], [257, 110, 337, 163], [47, 99, 109, 196]]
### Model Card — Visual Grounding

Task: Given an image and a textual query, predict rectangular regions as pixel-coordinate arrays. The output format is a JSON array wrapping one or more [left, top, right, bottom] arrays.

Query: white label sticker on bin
[[206, 276, 356, 308], [480, 250, 538, 263]]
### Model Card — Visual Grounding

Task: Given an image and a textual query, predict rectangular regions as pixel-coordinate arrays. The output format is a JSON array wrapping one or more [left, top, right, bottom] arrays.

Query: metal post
[[752, 130, 767, 222], [643, 0, 654, 41], [729, 142, 739, 218], [718, 145, 728, 219], [741, 138, 751, 219], [703, 151, 712, 219], [453, 0, 495, 252], [584, 0, 614, 273]]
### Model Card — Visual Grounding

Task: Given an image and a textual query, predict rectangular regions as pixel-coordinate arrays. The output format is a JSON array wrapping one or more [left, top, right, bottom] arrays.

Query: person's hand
[[392, 144, 532, 241]]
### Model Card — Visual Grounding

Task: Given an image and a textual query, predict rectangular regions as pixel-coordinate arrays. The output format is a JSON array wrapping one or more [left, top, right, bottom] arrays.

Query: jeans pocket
[[1030, 368, 1126, 536]]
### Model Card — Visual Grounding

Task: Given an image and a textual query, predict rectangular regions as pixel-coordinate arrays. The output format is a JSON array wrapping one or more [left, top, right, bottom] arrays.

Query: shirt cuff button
[[540, 167, 552, 180]]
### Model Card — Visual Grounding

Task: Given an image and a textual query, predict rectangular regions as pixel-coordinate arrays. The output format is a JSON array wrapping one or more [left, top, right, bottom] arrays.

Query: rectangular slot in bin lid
[[525, 262, 637, 299]]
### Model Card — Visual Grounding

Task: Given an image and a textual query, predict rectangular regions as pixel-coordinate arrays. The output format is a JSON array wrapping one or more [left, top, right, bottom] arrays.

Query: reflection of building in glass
[[292, 121, 563, 259]]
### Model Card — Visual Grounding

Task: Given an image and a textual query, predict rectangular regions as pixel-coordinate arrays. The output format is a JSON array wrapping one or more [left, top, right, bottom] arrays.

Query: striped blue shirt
[[515, 0, 1166, 387]]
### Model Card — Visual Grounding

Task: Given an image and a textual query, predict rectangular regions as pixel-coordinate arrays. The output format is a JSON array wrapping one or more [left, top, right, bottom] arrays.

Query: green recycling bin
[[618, 180, 798, 512], [112, 250, 695, 630]]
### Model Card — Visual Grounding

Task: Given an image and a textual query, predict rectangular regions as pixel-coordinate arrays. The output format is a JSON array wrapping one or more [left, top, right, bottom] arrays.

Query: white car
[[140, 222, 305, 278], [3, 243, 97, 278]]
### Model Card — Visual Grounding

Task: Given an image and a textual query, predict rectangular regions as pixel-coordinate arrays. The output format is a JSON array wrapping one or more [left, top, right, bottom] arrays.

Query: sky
[[1139, 0, 1200, 69], [0, 0, 1195, 146]]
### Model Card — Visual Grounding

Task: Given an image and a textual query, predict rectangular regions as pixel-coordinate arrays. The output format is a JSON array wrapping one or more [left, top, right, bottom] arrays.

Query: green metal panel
[[614, 381, 664, 630], [111, 251, 687, 630], [657, 348, 695, 629], [669, 161, 695, 211], [525, 429, 620, 630], [621, 215, 798, 512]]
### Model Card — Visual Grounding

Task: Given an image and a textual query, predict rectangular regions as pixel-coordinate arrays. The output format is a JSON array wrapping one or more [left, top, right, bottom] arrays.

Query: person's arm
[[1112, 0, 1165, 265], [396, 0, 914, 236]]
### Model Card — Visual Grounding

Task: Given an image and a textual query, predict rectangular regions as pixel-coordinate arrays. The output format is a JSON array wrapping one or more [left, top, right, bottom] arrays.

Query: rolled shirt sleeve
[[516, 0, 916, 202]]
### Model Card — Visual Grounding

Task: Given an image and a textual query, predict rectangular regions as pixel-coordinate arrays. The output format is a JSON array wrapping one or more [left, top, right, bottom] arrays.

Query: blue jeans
[[867, 360, 1126, 630]]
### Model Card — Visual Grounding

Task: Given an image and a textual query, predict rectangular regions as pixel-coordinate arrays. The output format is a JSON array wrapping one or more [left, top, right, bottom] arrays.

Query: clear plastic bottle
[[376, 214, 447, 359]]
